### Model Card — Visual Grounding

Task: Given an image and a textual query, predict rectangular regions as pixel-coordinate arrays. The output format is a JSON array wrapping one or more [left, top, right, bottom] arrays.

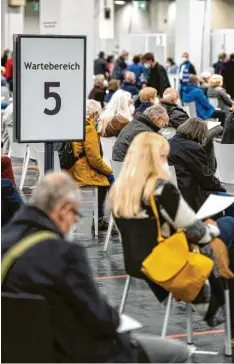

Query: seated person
[[70, 100, 113, 232], [168, 118, 228, 213], [200, 71, 212, 96], [2, 102, 13, 154], [2, 171, 190, 363], [222, 111, 234, 144], [124, 55, 144, 88], [183, 75, 226, 126], [99, 90, 132, 137], [160, 88, 189, 128], [120, 71, 139, 97], [1, 156, 24, 227], [207, 74, 234, 116], [109, 132, 234, 330], [88, 74, 106, 108], [112, 104, 169, 162], [135, 87, 157, 115], [104, 79, 120, 103]]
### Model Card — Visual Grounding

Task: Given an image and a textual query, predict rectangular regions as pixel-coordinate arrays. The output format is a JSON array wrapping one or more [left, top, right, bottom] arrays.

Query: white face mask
[[103, 80, 108, 88], [162, 162, 171, 176], [181, 57, 187, 63], [65, 225, 76, 242], [130, 104, 135, 115], [144, 63, 151, 69]]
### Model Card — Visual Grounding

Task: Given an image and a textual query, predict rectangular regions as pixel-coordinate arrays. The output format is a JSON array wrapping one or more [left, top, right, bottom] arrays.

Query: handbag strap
[[150, 194, 164, 243], [1, 231, 57, 284]]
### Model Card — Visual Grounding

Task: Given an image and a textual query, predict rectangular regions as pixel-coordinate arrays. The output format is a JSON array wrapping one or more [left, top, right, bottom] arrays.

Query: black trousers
[[211, 109, 226, 126]]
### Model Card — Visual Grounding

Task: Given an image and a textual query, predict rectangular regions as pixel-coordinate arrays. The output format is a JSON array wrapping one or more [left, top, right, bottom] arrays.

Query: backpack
[[57, 142, 78, 170]]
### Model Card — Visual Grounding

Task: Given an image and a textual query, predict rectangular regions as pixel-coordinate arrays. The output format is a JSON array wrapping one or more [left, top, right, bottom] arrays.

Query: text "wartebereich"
[[24, 62, 80, 71]]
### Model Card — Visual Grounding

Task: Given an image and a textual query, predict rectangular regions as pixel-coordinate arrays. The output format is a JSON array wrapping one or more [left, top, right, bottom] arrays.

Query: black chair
[[1, 292, 55, 363]]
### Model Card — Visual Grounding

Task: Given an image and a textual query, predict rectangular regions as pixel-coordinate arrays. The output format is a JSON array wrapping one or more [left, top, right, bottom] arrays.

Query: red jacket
[[5, 58, 13, 80]]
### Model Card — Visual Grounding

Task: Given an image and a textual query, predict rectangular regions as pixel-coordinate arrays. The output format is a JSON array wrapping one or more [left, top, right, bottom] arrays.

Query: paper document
[[196, 194, 234, 220], [207, 121, 221, 130], [117, 314, 143, 333]]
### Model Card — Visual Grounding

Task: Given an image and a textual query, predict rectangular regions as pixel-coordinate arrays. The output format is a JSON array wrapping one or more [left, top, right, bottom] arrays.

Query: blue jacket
[[104, 90, 115, 103], [120, 82, 139, 97], [183, 83, 215, 120], [125, 64, 143, 86]]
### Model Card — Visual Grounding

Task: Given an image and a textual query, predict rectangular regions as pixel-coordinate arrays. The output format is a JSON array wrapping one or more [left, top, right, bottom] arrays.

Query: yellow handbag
[[141, 194, 214, 303]]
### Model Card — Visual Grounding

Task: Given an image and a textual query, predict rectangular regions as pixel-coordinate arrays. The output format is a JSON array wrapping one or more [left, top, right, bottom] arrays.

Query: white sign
[[16, 35, 86, 142]]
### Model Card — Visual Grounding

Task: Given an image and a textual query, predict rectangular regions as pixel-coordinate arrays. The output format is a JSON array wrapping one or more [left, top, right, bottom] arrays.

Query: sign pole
[[44, 142, 54, 172]]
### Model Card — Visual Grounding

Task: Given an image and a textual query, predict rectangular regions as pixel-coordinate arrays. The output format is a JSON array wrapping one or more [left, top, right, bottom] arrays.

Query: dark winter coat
[[148, 63, 171, 96], [222, 112, 234, 144], [168, 133, 226, 211], [112, 114, 160, 162], [120, 81, 139, 97], [160, 101, 189, 129], [1, 205, 143, 363], [88, 86, 105, 108], [135, 102, 154, 115]]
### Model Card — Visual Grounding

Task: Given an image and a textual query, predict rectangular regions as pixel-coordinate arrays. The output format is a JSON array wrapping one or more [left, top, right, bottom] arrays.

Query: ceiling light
[[115, 0, 126, 5]]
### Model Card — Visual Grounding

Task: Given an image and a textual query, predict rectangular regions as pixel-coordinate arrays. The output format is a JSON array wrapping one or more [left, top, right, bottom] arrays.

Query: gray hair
[[30, 171, 80, 214], [143, 104, 167, 120], [86, 99, 102, 118], [177, 117, 208, 143], [94, 74, 105, 86]]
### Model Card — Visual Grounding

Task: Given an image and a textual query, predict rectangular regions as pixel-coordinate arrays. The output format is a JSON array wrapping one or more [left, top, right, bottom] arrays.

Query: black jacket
[[88, 86, 105, 108], [160, 101, 189, 129], [222, 111, 234, 144], [94, 57, 108, 76], [1, 206, 141, 363], [112, 114, 160, 161], [148, 63, 171, 96], [168, 133, 225, 212]]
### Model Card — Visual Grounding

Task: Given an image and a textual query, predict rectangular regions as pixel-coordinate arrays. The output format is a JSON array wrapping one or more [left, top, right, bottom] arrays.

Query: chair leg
[[103, 214, 114, 252], [224, 285, 232, 357], [93, 187, 98, 236], [119, 275, 131, 314], [19, 145, 30, 191], [186, 304, 193, 345], [161, 292, 173, 338], [7, 145, 12, 158]]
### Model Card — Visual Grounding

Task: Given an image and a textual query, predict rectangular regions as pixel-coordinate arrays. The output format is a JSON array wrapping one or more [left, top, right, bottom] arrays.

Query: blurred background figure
[[213, 52, 227, 74], [165, 57, 178, 75], [94, 51, 109, 79], [120, 71, 138, 97], [222, 111, 234, 144], [142, 53, 170, 97], [135, 87, 158, 115], [88, 74, 106, 108], [106, 55, 115, 79], [99, 89, 132, 137], [1, 49, 10, 68], [104, 79, 120, 104], [221, 53, 234, 99], [207, 74, 234, 116], [179, 52, 196, 100], [5, 51, 13, 92], [112, 50, 129, 80], [125, 55, 143, 88], [200, 71, 212, 96]]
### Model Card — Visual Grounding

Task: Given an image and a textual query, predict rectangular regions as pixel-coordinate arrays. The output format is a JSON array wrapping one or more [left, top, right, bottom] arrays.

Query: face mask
[[103, 80, 108, 88], [65, 225, 76, 242], [144, 63, 151, 69], [162, 162, 171, 176], [181, 57, 187, 63], [130, 104, 135, 115]]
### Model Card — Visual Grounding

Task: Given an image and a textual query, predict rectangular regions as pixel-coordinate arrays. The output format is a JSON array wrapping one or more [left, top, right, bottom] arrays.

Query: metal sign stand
[[44, 142, 54, 172]]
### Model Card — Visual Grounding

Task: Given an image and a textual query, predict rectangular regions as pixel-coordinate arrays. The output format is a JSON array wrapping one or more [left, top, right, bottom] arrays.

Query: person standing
[[213, 52, 227, 74], [112, 51, 129, 80], [94, 51, 109, 78], [221, 53, 234, 99], [5, 52, 13, 92], [179, 52, 196, 100], [142, 53, 170, 97]]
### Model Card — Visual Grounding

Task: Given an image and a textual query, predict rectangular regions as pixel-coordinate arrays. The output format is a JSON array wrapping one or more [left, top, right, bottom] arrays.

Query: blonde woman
[[108, 132, 234, 327], [135, 87, 158, 115], [207, 74, 234, 115], [99, 89, 132, 137]]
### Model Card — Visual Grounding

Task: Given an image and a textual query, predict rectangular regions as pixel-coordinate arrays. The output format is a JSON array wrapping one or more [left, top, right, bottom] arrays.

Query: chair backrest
[[100, 136, 116, 167], [213, 142, 234, 184], [34, 149, 61, 179], [111, 160, 123, 179], [7, 126, 28, 159], [184, 102, 197, 118], [169, 165, 178, 187], [1, 292, 54, 363], [29, 143, 44, 160], [160, 127, 176, 140], [208, 97, 218, 108]]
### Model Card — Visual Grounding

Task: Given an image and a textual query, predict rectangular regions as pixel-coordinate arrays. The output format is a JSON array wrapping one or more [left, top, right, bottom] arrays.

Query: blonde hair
[[108, 132, 170, 217], [124, 71, 136, 84], [209, 74, 223, 88], [139, 87, 157, 102], [108, 79, 120, 92], [162, 88, 179, 104], [86, 99, 102, 118]]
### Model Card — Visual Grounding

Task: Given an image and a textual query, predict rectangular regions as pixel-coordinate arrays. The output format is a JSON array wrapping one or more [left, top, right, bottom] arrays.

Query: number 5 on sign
[[44, 82, 61, 116]]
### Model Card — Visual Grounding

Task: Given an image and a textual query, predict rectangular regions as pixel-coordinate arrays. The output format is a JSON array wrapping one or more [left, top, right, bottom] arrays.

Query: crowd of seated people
[[135, 87, 158, 115], [207, 74, 234, 116]]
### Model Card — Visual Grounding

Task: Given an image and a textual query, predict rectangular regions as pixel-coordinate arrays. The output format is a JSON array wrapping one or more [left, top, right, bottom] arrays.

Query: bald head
[[162, 88, 179, 105]]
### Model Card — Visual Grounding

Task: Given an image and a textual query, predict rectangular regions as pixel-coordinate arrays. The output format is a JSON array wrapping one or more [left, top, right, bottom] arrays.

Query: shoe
[[92, 217, 109, 233]]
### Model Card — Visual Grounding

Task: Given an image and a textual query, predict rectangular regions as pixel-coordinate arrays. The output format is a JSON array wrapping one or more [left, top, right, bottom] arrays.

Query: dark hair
[[133, 55, 140, 64], [167, 57, 175, 65], [99, 51, 105, 58], [142, 52, 155, 62], [106, 55, 114, 63]]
